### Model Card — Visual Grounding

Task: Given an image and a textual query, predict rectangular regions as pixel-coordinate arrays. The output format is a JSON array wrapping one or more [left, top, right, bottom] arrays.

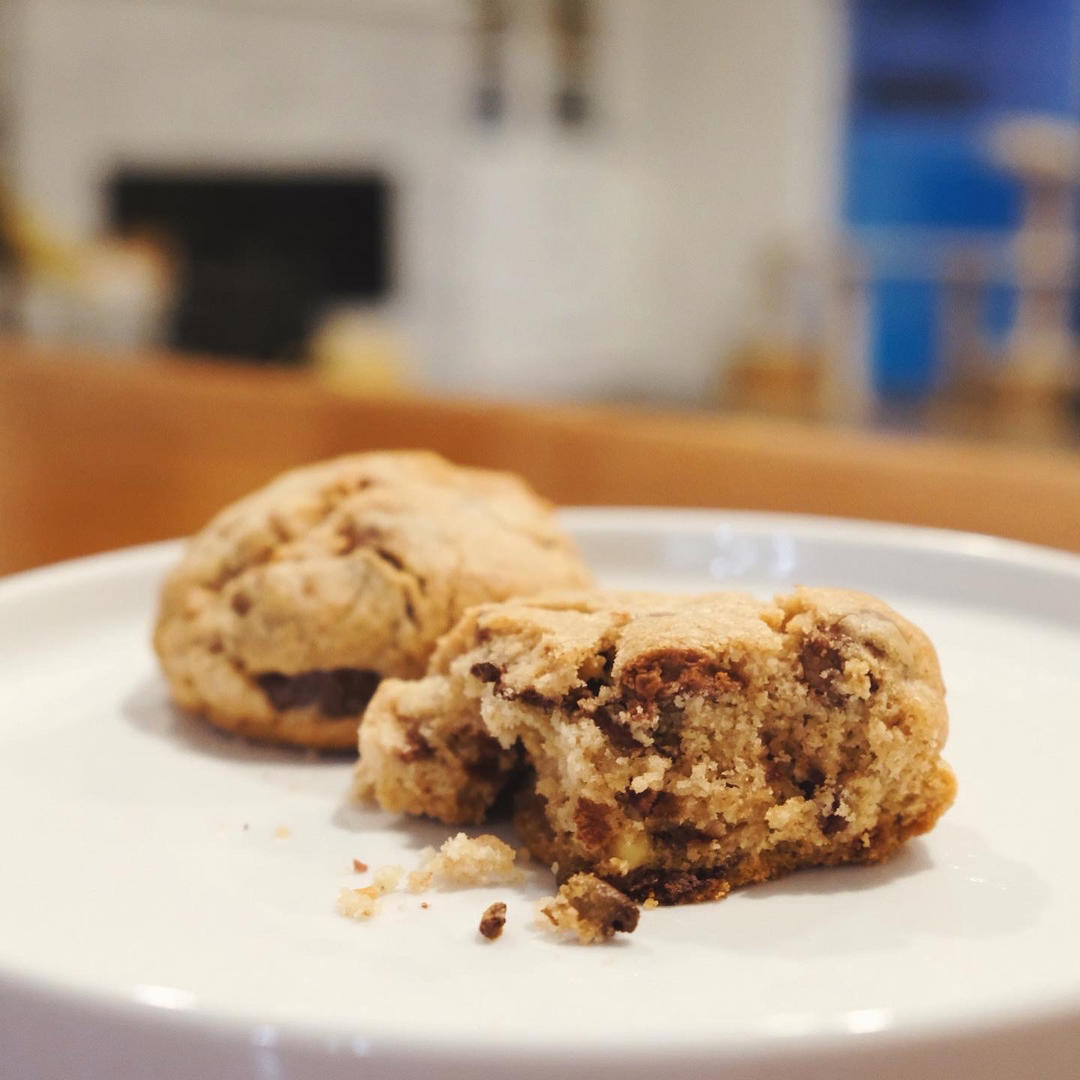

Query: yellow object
[[309, 309, 412, 397], [0, 183, 87, 281]]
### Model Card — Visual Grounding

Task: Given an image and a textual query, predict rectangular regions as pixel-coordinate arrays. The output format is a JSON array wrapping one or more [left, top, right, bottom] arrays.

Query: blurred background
[[4, 0, 1080, 569]]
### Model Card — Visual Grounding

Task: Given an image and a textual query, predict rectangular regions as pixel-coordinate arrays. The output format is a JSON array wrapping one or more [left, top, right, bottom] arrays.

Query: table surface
[[3, 339, 1080, 576]]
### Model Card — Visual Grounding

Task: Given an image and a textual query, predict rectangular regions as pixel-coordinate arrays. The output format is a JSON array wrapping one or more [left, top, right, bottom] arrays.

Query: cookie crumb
[[407, 868, 434, 893], [420, 902, 429, 910], [643, 897, 659, 910], [352, 859, 368, 873], [373, 864, 403, 893], [536, 873, 639, 944], [274, 825, 291, 839], [337, 887, 378, 921], [479, 901, 507, 941], [408, 833, 523, 893], [337, 864, 403, 921]]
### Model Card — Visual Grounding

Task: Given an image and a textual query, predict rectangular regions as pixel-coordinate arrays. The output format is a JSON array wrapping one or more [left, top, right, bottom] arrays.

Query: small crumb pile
[[537, 873, 639, 944], [407, 833, 523, 893], [338, 844, 647, 943], [337, 864, 403, 921], [337, 834, 523, 925], [478, 901, 507, 941]]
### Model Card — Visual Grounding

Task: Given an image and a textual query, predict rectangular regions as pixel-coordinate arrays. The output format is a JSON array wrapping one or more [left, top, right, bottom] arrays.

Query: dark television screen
[[108, 170, 391, 361]]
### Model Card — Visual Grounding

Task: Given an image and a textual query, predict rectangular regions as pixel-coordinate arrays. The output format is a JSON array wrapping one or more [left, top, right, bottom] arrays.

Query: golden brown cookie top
[[428, 585, 942, 712]]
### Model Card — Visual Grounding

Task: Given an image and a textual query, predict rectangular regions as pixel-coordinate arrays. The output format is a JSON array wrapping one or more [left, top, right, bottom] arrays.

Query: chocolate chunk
[[822, 813, 847, 836], [335, 523, 409, 576], [800, 635, 846, 706], [617, 787, 661, 819], [562, 874, 639, 937], [796, 765, 826, 800], [255, 668, 380, 717], [464, 735, 511, 781], [565, 677, 607, 707], [600, 647, 616, 677], [574, 647, 616, 693], [651, 706, 684, 754], [336, 521, 383, 556], [470, 662, 502, 684], [613, 786, 669, 816], [494, 684, 557, 708], [612, 865, 732, 905], [267, 513, 290, 542], [375, 547, 405, 572], [511, 687, 557, 708], [399, 725, 435, 763], [591, 705, 640, 753], [478, 901, 507, 941], [468, 665, 555, 708], [573, 798, 613, 851], [651, 822, 714, 850], [310, 668, 380, 716], [621, 649, 743, 704]]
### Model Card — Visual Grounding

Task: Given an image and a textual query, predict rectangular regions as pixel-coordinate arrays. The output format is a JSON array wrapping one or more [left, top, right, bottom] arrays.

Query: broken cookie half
[[354, 588, 956, 905]]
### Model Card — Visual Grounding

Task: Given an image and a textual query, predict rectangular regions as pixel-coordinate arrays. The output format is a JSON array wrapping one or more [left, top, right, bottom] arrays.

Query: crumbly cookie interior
[[355, 588, 956, 903]]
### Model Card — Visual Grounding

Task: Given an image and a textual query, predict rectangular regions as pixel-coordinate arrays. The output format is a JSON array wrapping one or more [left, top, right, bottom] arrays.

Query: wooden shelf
[[3, 338, 1080, 575]]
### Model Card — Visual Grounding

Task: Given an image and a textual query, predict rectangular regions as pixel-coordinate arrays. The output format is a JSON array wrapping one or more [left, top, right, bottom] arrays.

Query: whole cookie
[[153, 451, 593, 748]]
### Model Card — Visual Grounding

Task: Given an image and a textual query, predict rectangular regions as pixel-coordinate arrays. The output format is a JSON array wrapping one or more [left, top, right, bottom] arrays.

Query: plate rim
[[4, 507, 1080, 598]]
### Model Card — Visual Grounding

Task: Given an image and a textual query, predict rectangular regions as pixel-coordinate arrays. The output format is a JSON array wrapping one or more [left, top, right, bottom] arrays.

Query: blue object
[[843, 0, 1080, 395], [868, 279, 940, 397]]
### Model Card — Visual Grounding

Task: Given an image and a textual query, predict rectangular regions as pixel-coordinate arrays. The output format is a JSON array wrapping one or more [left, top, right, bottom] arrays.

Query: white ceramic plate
[[1, 509, 1079, 1080]]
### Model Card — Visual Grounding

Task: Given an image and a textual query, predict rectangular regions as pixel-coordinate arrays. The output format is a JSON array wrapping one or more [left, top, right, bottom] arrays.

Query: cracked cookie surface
[[355, 587, 955, 900], [154, 451, 592, 748]]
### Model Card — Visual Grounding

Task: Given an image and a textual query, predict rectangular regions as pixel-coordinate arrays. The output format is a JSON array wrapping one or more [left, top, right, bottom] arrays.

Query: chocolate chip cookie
[[354, 587, 955, 902], [153, 451, 592, 748]]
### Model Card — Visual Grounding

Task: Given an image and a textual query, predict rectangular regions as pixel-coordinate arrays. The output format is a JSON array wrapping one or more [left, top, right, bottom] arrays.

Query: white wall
[[637, 0, 845, 398], [10, 0, 843, 403]]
